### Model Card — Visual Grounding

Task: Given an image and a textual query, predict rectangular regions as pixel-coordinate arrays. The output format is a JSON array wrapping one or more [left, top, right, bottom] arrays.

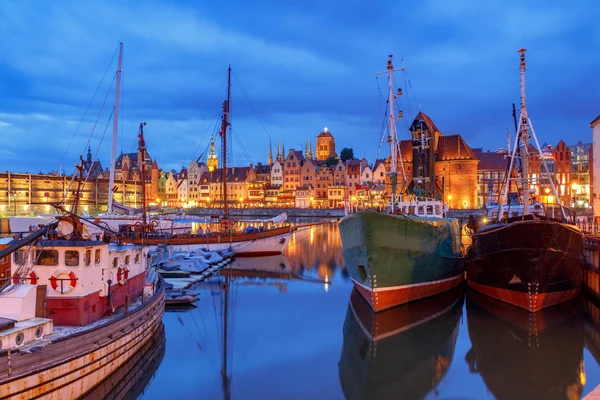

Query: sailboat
[[465, 49, 584, 312], [338, 55, 463, 312], [338, 287, 463, 399], [122, 66, 293, 256]]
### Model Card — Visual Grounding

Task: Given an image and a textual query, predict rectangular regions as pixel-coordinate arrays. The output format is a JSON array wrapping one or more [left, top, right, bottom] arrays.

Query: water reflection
[[285, 223, 346, 281], [339, 287, 463, 399], [82, 323, 166, 400], [465, 290, 584, 400]]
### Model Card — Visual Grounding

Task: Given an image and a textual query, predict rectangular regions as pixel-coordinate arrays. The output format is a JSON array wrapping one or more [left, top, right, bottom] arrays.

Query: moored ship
[[466, 49, 583, 312], [339, 55, 463, 312], [0, 212, 165, 399], [338, 287, 463, 399], [120, 66, 293, 256]]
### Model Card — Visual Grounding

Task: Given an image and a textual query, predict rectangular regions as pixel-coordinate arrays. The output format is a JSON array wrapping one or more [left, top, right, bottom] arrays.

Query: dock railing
[[583, 235, 600, 301]]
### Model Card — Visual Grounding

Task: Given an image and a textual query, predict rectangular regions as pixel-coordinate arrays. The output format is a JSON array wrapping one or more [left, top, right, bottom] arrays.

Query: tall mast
[[221, 66, 232, 219], [500, 48, 566, 222], [519, 48, 530, 215], [108, 42, 123, 214], [138, 122, 148, 224], [377, 55, 403, 212]]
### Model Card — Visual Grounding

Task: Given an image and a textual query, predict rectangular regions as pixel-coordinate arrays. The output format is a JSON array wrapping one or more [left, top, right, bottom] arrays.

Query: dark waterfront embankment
[[136, 224, 600, 400]]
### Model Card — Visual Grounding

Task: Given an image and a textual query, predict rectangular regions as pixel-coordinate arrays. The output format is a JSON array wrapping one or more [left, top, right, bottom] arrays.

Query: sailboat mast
[[108, 42, 123, 214], [138, 122, 148, 223], [221, 66, 231, 219], [387, 55, 398, 212]]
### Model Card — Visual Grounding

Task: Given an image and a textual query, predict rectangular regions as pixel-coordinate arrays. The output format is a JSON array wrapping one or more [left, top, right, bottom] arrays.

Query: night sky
[[1, 0, 598, 174]]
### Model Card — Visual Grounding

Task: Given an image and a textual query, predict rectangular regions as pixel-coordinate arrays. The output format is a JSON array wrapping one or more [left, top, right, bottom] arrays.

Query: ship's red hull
[[46, 273, 146, 326], [352, 274, 464, 312], [466, 219, 583, 312]]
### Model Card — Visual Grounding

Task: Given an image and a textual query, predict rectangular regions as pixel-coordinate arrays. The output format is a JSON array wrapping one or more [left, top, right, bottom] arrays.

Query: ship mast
[[377, 55, 405, 213], [108, 42, 123, 214], [138, 122, 148, 224], [500, 49, 567, 222], [221, 66, 231, 220]]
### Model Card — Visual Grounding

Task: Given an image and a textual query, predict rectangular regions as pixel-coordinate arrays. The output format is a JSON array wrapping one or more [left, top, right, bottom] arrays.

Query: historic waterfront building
[[472, 148, 508, 208], [316, 127, 337, 161], [569, 141, 592, 208], [283, 149, 305, 190], [270, 160, 284, 188]]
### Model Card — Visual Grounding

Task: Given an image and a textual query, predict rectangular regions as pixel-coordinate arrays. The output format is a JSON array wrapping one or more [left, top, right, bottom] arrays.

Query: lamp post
[[447, 194, 453, 209]]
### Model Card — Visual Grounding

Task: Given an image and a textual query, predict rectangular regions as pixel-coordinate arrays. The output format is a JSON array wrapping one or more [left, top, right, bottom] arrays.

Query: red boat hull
[[352, 274, 464, 312]]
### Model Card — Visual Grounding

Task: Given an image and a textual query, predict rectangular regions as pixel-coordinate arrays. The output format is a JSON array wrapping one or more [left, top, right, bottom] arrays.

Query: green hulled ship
[[338, 55, 464, 312], [339, 209, 463, 311]]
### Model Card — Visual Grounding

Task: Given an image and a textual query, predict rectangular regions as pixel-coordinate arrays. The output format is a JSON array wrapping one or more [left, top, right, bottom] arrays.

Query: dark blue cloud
[[0, 0, 598, 174]]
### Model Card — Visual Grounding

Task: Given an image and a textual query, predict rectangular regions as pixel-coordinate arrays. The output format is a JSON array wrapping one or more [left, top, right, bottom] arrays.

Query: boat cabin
[[1, 217, 148, 328], [484, 192, 546, 222], [392, 197, 447, 218]]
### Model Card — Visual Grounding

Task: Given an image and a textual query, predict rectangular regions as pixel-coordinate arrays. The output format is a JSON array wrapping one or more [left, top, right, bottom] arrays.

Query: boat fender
[[49, 268, 77, 294], [12, 271, 38, 285], [116, 266, 128, 285], [152, 219, 159, 227]]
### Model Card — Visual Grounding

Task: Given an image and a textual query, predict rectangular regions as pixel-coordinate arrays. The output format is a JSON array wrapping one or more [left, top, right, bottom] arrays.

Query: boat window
[[426, 206, 433, 215], [34, 250, 59, 266], [492, 212, 498, 219], [0, 256, 6, 264], [409, 206, 415, 215], [113, 257, 119, 268], [95, 249, 101, 264], [435, 205, 442, 215], [135, 253, 141, 264], [84, 250, 91, 266], [417, 206, 424, 215], [14, 249, 27, 266], [125, 255, 130, 265], [65, 251, 79, 267], [511, 212, 519, 218]]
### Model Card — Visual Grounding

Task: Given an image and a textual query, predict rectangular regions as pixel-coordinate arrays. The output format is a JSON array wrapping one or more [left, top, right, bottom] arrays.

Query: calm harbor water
[[111, 224, 600, 399]]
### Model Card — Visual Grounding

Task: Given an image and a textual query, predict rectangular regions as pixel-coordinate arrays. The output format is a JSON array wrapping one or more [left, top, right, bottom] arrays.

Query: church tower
[[207, 135, 219, 172], [268, 141, 273, 165], [316, 127, 336, 161], [305, 139, 314, 160]]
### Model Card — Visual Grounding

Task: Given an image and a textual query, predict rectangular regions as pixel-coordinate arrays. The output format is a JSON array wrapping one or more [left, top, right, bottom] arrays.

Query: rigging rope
[[61, 72, 116, 206], [231, 70, 277, 150], [59, 42, 120, 172]]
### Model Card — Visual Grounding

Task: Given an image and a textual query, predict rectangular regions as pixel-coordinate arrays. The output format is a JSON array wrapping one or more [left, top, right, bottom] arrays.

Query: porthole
[[16, 333, 24, 346], [35, 326, 43, 339]]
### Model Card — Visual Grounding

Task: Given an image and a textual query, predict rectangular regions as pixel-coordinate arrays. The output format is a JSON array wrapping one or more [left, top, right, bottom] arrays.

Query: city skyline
[[1, 0, 598, 173]]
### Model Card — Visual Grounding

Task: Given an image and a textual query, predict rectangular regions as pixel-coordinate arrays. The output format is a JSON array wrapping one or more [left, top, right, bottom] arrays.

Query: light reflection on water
[[104, 222, 600, 399]]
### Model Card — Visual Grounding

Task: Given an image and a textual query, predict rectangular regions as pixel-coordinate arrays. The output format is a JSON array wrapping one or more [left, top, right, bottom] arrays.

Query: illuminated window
[[65, 251, 79, 267], [34, 250, 59, 266], [113, 257, 119, 268]]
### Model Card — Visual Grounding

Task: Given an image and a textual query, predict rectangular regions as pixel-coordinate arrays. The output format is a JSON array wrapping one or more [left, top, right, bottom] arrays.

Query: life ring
[[49, 268, 77, 294], [12, 272, 38, 285], [152, 220, 159, 228], [220, 219, 230, 229], [230, 219, 238, 226], [134, 221, 142, 228], [116, 267, 128, 285]]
